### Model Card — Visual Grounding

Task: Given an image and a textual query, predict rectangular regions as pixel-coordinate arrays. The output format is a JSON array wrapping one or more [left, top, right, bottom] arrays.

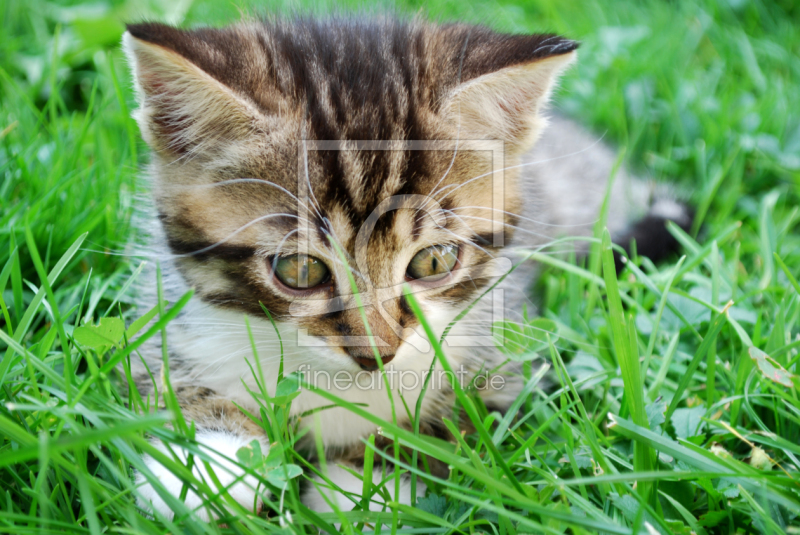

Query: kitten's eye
[[407, 245, 459, 281], [272, 254, 330, 289]]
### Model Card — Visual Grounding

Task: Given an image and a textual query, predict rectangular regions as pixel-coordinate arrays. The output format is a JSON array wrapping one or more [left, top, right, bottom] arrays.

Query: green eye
[[272, 255, 330, 289], [407, 245, 459, 281]]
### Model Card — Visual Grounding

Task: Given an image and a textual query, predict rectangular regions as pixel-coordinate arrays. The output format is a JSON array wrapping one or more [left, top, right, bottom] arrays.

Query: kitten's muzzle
[[339, 307, 402, 370]]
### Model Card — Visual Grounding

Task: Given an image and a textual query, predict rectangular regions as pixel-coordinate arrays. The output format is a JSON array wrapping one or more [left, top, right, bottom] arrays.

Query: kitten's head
[[123, 18, 576, 371]]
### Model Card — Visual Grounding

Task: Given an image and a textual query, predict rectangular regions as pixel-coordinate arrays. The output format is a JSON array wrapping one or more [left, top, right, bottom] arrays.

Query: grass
[[1, 0, 799, 533]]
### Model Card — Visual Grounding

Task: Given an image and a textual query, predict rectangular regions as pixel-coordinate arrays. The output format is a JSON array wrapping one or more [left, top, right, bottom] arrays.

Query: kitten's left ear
[[442, 33, 578, 152]]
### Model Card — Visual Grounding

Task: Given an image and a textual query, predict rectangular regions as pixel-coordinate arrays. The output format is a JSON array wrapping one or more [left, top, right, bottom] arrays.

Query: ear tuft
[[122, 26, 262, 158]]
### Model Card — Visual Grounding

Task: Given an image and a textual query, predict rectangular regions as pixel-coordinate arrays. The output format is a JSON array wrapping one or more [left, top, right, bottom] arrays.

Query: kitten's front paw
[[136, 430, 266, 521]]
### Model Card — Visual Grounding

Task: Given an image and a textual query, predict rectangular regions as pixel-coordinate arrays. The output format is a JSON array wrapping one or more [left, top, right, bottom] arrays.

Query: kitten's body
[[123, 17, 689, 519]]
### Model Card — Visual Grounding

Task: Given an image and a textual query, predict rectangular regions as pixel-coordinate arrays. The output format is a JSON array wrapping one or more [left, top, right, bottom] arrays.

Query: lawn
[[1, 0, 799, 533]]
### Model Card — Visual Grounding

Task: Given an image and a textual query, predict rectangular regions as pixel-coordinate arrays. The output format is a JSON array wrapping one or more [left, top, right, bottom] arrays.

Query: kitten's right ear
[[123, 23, 262, 158]]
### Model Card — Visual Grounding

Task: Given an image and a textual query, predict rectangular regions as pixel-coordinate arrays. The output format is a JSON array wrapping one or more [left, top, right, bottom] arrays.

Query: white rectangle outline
[[295, 139, 507, 349]]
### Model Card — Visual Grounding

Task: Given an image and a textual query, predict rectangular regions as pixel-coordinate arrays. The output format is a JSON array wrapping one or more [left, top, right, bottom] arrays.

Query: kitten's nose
[[351, 354, 395, 371], [341, 308, 401, 370]]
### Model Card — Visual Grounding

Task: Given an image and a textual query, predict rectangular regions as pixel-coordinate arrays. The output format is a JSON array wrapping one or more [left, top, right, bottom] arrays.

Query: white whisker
[[432, 136, 605, 202], [448, 205, 598, 229], [171, 213, 303, 258]]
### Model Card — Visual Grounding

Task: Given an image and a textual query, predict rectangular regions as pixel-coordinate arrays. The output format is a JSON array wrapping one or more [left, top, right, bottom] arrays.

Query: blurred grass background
[[1, 0, 799, 533]]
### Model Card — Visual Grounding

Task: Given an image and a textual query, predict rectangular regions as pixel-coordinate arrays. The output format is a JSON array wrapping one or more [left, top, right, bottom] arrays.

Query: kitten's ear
[[443, 34, 578, 152], [122, 23, 262, 158]]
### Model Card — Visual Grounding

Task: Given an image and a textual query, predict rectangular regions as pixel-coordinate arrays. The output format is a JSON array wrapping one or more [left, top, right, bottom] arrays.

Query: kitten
[[122, 17, 690, 520]]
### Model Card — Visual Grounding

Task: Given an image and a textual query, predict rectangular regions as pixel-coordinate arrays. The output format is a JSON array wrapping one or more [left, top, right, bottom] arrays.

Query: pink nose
[[349, 354, 395, 371]]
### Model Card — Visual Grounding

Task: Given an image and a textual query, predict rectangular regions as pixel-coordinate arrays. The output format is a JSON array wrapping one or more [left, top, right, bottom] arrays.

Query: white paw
[[304, 464, 426, 513], [136, 430, 266, 521]]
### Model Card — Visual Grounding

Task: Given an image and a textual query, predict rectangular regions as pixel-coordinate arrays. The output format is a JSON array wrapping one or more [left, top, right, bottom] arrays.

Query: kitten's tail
[[612, 197, 694, 273]]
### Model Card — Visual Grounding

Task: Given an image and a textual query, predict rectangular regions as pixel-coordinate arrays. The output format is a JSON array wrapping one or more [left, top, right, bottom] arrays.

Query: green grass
[[2, 0, 799, 533]]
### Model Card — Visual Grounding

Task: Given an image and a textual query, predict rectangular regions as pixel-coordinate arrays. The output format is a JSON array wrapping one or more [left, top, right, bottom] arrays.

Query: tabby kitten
[[123, 17, 689, 520]]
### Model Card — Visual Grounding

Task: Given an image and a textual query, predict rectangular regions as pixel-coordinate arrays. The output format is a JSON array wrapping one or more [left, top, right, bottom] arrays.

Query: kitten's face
[[125, 18, 576, 371]]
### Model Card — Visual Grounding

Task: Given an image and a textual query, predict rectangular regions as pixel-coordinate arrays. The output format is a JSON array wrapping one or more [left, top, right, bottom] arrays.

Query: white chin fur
[[136, 431, 266, 521]]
